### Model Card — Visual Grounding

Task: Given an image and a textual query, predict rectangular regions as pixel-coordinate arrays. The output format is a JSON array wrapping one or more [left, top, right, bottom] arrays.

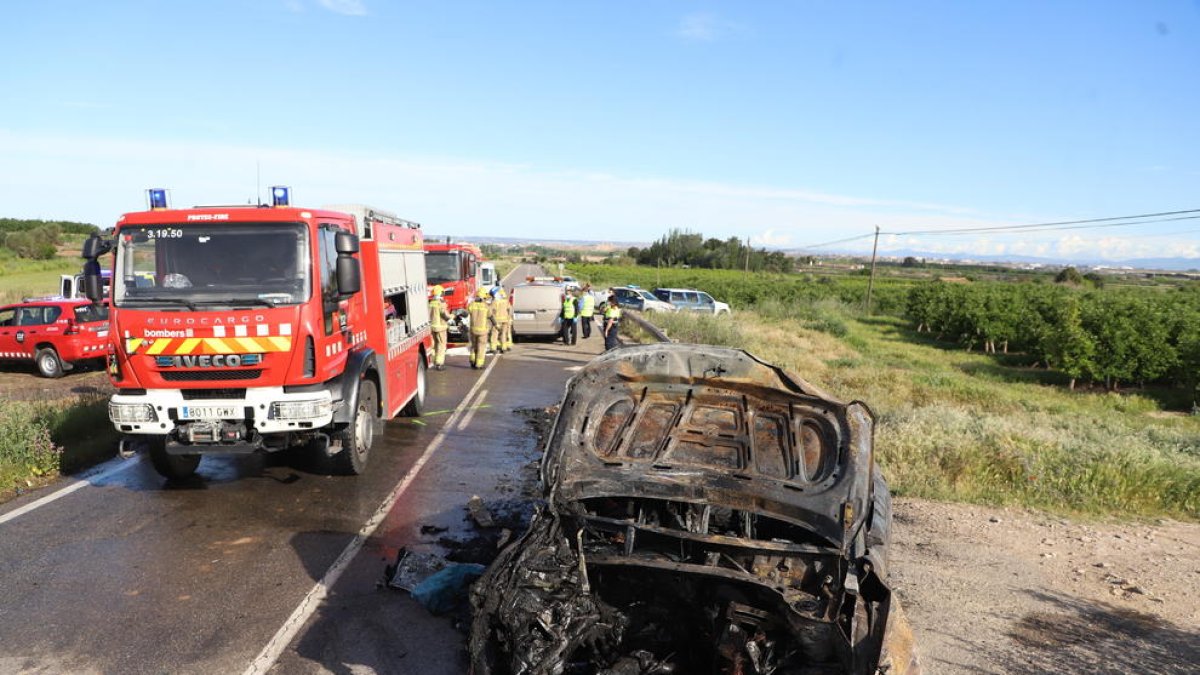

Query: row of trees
[[626, 229, 795, 273], [906, 281, 1200, 392], [0, 218, 98, 260]]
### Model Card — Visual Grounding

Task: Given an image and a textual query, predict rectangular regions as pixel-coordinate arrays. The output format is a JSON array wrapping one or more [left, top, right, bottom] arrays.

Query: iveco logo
[[156, 354, 263, 368]]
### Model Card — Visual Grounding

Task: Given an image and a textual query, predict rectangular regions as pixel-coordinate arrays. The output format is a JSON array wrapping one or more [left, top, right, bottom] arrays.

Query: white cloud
[[317, 0, 366, 16], [283, 0, 305, 12], [676, 12, 742, 42], [0, 129, 1194, 262]]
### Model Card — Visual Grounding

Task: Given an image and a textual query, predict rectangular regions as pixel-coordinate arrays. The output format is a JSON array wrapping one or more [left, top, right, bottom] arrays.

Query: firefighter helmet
[[476, 288, 490, 299], [432, 285, 445, 296], [496, 288, 506, 299]]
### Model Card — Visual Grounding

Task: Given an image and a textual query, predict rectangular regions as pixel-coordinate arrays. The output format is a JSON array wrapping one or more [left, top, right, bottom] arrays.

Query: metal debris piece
[[469, 494, 496, 528], [388, 549, 448, 592]]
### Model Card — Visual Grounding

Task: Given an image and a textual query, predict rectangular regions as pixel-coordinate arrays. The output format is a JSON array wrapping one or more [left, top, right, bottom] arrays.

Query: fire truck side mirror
[[81, 233, 113, 260], [82, 259, 105, 303], [334, 231, 359, 255], [334, 231, 361, 296]]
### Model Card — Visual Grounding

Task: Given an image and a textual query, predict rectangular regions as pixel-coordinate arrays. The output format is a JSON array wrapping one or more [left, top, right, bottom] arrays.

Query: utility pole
[[744, 237, 750, 277], [865, 226, 880, 315]]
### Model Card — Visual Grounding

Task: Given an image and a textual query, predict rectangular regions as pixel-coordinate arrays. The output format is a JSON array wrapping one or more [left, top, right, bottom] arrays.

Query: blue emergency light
[[271, 186, 291, 207], [147, 188, 169, 210]]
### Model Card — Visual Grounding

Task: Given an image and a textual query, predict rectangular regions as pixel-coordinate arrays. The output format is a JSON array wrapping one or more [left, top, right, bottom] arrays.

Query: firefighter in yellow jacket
[[428, 285, 452, 370], [468, 288, 491, 369], [490, 288, 513, 353]]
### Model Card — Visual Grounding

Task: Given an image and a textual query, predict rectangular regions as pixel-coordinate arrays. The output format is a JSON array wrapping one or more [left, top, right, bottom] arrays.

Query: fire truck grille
[[160, 369, 263, 382], [180, 388, 248, 400]]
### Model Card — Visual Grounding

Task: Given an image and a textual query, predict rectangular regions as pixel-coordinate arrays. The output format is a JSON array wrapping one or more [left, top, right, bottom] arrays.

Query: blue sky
[[2, 1, 1198, 262]]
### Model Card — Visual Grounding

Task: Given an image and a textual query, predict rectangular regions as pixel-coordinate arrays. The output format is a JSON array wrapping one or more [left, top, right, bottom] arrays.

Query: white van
[[511, 282, 567, 336]]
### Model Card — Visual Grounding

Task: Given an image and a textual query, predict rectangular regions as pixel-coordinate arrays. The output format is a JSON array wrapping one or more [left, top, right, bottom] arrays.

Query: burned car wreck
[[470, 344, 919, 675]]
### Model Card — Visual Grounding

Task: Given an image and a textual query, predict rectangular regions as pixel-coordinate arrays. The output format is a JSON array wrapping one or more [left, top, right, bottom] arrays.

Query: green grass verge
[[0, 395, 118, 502], [0, 250, 81, 303], [629, 305, 1200, 520]]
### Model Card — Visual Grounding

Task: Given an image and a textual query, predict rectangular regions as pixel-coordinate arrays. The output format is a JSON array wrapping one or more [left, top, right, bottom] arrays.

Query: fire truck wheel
[[334, 378, 379, 475], [401, 358, 426, 417], [35, 347, 64, 378], [148, 439, 200, 480]]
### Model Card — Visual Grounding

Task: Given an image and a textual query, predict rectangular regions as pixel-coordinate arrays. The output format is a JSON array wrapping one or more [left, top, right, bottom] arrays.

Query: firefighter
[[578, 284, 596, 339], [560, 289, 578, 345], [491, 287, 513, 352], [602, 296, 622, 351], [428, 285, 452, 370], [468, 288, 491, 369]]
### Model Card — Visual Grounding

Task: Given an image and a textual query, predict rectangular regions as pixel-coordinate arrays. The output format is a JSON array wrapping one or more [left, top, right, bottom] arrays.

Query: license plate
[[179, 406, 238, 420], [514, 312, 535, 320]]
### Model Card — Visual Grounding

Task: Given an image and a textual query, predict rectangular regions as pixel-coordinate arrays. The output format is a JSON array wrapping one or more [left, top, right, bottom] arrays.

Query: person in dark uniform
[[602, 296, 622, 351]]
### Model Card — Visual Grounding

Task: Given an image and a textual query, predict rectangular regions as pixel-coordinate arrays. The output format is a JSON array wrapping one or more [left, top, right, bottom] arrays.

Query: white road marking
[[244, 355, 501, 675], [0, 456, 143, 527], [456, 389, 488, 431]]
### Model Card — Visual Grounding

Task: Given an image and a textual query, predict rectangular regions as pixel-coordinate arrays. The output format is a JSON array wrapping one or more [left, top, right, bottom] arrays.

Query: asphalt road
[[0, 262, 605, 674]]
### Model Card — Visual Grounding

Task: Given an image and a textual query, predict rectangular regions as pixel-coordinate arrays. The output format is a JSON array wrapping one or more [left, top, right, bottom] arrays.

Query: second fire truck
[[82, 188, 431, 480]]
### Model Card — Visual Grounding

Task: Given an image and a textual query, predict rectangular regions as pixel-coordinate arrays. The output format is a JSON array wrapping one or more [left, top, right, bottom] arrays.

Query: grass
[[0, 394, 118, 502], [627, 304, 1200, 520], [0, 250, 81, 303]]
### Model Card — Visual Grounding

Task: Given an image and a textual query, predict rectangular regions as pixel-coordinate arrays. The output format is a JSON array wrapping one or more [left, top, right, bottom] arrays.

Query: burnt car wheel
[[333, 378, 378, 475], [35, 347, 64, 378]]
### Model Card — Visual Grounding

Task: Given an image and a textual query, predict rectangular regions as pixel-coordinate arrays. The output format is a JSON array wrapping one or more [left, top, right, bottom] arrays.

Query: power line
[[796, 232, 877, 250], [891, 208, 1200, 236], [891, 214, 1200, 237]]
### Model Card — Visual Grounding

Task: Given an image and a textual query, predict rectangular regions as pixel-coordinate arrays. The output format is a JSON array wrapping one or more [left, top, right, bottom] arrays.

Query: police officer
[[428, 285, 452, 370], [602, 296, 622, 351], [578, 284, 596, 339], [468, 288, 491, 369], [560, 289, 578, 345], [491, 288, 513, 352]]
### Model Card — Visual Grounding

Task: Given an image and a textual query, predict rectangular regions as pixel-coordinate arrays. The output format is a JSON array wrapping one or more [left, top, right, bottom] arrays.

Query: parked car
[[610, 285, 675, 313], [470, 343, 919, 674], [510, 282, 568, 337], [652, 287, 731, 315], [0, 298, 109, 377]]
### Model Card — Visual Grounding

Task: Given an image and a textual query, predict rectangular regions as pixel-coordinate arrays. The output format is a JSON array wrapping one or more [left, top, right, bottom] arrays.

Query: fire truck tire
[[35, 347, 64, 378], [148, 439, 200, 480], [401, 357, 426, 417], [333, 377, 379, 475]]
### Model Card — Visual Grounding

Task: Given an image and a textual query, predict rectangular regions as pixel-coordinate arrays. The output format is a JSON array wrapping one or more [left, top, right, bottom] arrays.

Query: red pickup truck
[[0, 298, 109, 377]]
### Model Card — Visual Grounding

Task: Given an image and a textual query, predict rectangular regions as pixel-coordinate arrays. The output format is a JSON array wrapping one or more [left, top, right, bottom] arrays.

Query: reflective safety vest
[[468, 300, 490, 335], [580, 294, 595, 317], [562, 298, 577, 320], [604, 305, 622, 321], [429, 298, 448, 330]]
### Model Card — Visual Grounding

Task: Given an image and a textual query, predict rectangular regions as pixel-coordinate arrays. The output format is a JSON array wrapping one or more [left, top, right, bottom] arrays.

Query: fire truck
[[423, 241, 496, 340], [80, 187, 432, 480]]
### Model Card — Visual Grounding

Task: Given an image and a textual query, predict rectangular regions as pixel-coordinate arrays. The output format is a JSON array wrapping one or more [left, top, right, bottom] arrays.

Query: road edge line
[[243, 356, 500, 675], [0, 456, 142, 527]]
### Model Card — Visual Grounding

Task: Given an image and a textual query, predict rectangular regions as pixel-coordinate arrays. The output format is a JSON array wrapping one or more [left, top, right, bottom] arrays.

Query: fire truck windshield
[[113, 223, 310, 308], [425, 250, 461, 284]]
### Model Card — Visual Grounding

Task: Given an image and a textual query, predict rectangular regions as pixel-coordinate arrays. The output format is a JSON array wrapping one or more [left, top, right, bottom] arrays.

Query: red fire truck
[[81, 188, 432, 480], [424, 241, 496, 339]]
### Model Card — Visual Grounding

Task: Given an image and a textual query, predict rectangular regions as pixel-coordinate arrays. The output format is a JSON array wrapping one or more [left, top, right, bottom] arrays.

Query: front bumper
[[109, 386, 335, 438]]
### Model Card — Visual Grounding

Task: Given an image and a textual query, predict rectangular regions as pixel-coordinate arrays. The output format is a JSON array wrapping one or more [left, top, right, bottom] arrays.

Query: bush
[[0, 402, 63, 485]]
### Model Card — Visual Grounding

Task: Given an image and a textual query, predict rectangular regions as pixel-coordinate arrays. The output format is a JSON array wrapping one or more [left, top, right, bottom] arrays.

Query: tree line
[[905, 280, 1200, 394], [626, 229, 795, 273], [0, 218, 98, 260]]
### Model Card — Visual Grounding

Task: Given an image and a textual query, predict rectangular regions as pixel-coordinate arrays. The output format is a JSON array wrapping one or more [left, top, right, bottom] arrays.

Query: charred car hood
[[543, 344, 876, 553]]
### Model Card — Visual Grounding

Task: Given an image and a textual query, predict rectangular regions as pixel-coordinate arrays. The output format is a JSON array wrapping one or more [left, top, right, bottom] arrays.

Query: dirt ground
[[891, 497, 1200, 674], [0, 364, 112, 401]]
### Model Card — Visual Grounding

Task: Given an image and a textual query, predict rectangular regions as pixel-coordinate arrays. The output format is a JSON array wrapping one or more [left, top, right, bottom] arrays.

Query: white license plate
[[514, 312, 535, 320], [179, 406, 239, 420]]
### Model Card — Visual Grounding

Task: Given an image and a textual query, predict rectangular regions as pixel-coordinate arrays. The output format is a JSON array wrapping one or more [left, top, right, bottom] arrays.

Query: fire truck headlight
[[109, 402, 157, 424], [270, 399, 331, 421]]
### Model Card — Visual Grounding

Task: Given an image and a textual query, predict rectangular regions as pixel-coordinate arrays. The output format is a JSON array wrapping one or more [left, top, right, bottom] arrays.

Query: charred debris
[[469, 344, 919, 675]]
